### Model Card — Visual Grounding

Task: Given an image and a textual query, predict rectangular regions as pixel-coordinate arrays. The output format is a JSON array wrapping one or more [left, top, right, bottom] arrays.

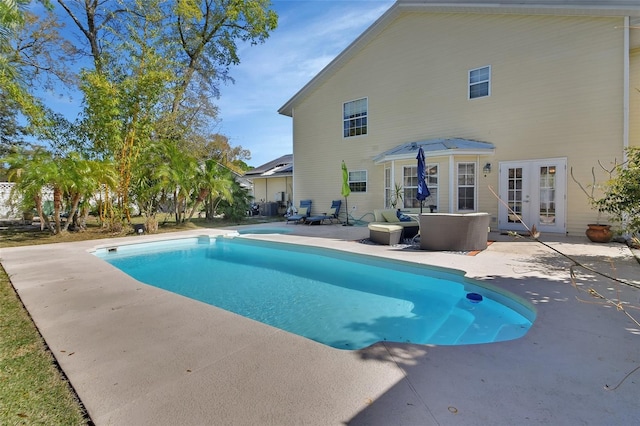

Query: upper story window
[[469, 66, 490, 99], [349, 170, 367, 192], [343, 98, 368, 138]]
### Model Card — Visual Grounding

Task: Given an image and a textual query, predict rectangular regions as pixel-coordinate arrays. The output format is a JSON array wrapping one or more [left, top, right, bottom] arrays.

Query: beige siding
[[292, 12, 628, 234], [251, 177, 292, 204]]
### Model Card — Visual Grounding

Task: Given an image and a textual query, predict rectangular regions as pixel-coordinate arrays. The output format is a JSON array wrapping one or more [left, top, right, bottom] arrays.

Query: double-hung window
[[384, 167, 391, 208], [426, 164, 439, 209], [469, 66, 490, 99], [457, 163, 476, 211], [343, 98, 368, 137], [403, 166, 418, 208], [403, 164, 439, 209], [349, 170, 367, 192]]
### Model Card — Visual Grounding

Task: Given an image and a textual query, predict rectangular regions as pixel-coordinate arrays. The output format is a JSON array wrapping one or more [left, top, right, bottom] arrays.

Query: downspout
[[623, 16, 630, 162], [476, 155, 480, 213], [622, 17, 631, 237], [291, 107, 296, 203], [449, 156, 455, 212]]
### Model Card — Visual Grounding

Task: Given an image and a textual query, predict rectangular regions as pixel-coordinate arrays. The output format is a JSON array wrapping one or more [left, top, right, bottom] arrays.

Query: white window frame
[[384, 166, 391, 208], [348, 170, 367, 193], [457, 162, 476, 211], [468, 65, 491, 99], [425, 163, 439, 211], [343, 98, 368, 138], [403, 166, 418, 208]]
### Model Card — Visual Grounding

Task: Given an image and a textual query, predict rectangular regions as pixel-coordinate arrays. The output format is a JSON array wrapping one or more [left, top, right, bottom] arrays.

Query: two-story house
[[278, 0, 640, 236]]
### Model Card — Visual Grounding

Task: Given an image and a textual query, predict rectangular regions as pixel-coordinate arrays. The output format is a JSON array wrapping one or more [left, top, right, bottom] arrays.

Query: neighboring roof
[[373, 138, 495, 164], [278, 0, 640, 117], [243, 154, 293, 178]]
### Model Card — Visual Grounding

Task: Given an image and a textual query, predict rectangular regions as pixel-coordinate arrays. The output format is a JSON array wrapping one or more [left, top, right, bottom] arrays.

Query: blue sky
[[32, 0, 394, 167], [197, 0, 395, 166]]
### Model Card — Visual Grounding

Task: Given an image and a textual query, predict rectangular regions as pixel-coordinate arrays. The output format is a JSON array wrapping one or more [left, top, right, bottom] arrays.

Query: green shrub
[[596, 147, 640, 237]]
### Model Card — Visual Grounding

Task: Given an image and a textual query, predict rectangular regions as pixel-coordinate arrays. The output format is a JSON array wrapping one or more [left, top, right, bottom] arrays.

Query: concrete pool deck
[[1, 222, 639, 425]]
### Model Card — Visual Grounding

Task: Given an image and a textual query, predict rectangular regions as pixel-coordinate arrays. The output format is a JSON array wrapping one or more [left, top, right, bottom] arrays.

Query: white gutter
[[374, 149, 495, 165], [448, 156, 455, 213], [291, 107, 296, 202]]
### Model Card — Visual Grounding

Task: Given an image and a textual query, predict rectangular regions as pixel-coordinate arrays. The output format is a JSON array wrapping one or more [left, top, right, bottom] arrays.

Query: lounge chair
[[306, 200, 341, 225], [285, 200, 312, 224], [369, 209, 419, 239]]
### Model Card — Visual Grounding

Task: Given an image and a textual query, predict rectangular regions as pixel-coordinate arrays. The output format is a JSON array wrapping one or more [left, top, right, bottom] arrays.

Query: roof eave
[[247, 172, 294, 180], [398, 1, 640, 17], [278, 2, 402, 117], [373, 148, 495, 164]]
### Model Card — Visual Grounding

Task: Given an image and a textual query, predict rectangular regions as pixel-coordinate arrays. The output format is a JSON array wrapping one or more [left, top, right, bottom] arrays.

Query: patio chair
[[306, 200, 342, 225], [285, 200, 312, 224]]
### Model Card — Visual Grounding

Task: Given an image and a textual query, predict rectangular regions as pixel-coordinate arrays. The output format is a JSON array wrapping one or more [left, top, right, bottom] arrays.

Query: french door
[[498, 158, 566, 234]]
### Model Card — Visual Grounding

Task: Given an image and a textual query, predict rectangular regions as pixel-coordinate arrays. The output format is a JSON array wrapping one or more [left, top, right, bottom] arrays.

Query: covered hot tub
[[419, 213, 490, 251]]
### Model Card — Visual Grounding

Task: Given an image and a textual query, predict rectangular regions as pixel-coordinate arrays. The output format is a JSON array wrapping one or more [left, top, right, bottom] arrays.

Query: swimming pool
[[94, 236, 535, 349]]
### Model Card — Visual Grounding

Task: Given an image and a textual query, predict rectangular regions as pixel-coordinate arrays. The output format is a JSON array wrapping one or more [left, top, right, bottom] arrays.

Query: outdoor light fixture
[[483, 162, 492, 175]]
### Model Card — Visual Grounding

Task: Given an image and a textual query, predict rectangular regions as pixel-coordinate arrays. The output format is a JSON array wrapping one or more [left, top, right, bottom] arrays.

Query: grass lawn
[[0, 214, 282, 424], [0, 266, 88, 425]]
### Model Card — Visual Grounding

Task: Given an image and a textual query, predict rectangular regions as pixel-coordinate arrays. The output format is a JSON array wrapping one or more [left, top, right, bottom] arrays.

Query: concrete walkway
[[1, 223, 639, 425]]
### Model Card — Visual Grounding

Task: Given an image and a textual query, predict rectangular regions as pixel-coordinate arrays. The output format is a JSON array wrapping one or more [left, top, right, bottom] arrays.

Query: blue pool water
[[94, 236, 535, 349]]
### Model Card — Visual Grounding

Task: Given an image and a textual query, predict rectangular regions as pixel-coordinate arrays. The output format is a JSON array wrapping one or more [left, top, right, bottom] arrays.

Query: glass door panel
[[538, 165, 556, 226], [499, 159, 566, 233]]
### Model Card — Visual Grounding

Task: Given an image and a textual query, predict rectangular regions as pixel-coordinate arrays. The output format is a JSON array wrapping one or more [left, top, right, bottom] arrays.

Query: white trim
[[448, 156, 455, 212], [425, 162, 439, 211], [391, 161, 396, 205], [397, 1, 640, 16], [291, 107, 296, 203], [348, 169, 368, 193], [384, 165, 391, 208], [468, 65, 491, 100], [623, 16, 630, 162], [456, 161, 477, 212], [498, 158, 567, 234], [374, 149, 494, 164], [342, 97, 368, 139]]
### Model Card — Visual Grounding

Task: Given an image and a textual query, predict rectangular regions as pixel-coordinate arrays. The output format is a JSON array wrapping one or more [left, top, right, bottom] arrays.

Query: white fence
[[0, 182, 54, 220], [0, 182, 19, 219]]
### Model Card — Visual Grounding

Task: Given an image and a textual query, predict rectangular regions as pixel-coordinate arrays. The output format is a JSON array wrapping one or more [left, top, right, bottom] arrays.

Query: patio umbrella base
[[342, 222, 353, 226]]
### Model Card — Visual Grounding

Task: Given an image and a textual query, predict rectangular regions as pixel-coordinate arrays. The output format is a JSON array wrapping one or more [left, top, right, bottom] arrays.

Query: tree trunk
[[62, 193, 82, 232], [53, 187, 62, 234], [34, 193, 44, 230], [186, 189, 209, 222]]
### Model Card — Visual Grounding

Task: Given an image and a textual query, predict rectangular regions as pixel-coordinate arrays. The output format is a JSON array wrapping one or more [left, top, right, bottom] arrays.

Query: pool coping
[[1, 224, 639, 425]]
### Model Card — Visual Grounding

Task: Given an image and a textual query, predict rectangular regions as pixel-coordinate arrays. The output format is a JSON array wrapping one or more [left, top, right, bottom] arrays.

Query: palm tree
[[156, 141, 199, 224], [185, 159, 233, 222], [4, 147, 116, 234], [3, 147, 55, 231], [61, 155, 117, 232]]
